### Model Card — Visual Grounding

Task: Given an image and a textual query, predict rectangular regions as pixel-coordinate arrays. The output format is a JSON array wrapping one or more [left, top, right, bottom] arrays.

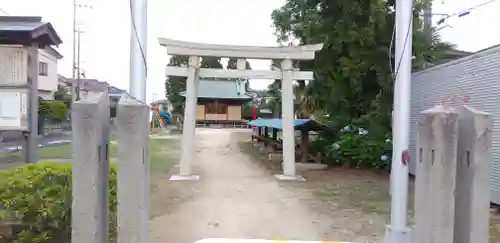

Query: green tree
[[201, 57, 223, 69], [54, 84, 72, 108], [266, 80, 282, 118], [271, 0, 455, 131], [165, 55, 189, 113], [227, 57, 252, 70]]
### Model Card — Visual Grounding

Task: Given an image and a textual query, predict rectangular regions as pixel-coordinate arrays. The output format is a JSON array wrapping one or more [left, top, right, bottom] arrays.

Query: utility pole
[[76, 30, 83, 97], [127, 2, 149, 243], [129, 0, 148, 102], [423, 0, 433, 40], [72, 0, 77, 100], [384, 0, 413, 242], [72, 1, 92, 102]]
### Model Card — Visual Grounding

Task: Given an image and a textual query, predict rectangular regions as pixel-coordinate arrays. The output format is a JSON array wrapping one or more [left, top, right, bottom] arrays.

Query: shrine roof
[[180, 78, 253, 100]]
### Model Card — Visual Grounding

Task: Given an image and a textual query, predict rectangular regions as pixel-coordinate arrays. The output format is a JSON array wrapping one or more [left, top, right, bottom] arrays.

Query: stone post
[[115, 97, 150, 243], [414, 105, 458, 243], [174, 55, 200, 180], [454, 105, 492, 243], [23, 44, 39, 163], [71, 92, 110, 243]]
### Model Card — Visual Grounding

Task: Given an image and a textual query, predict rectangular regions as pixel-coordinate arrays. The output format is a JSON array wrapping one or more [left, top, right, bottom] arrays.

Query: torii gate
[[158, 38, 323, 181]]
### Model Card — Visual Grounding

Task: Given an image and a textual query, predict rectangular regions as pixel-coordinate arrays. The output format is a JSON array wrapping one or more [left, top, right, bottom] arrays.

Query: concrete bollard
[[414, 105, 458, 243], [259, 146, 273, 154], [71, 93, 110, 243], [256, 143, 265, 149], [268, 153, 283, 162], [252, 142, 259, 148], [115, 97, 150, 243], [454, 105, 492, 243]]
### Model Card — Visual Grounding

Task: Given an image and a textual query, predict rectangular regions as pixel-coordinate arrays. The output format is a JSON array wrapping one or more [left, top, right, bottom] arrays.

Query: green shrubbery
[[38, 101, 68, 123], [0, 162, 117, 243], [312, 126, 392, 169]]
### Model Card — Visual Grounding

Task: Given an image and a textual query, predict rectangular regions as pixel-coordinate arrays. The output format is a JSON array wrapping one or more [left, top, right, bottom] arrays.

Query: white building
[[37, 46, 63, 100]]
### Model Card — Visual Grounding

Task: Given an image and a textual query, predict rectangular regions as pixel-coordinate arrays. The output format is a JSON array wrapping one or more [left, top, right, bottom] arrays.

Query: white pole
[[386, 0, 413, 242], [129, 0, 148, 102], [124, 1, 149, 243]]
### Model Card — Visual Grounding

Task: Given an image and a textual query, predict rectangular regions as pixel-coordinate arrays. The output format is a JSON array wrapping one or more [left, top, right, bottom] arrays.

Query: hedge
[[0, 162, 117, 243], [38, 100, 67, 123]]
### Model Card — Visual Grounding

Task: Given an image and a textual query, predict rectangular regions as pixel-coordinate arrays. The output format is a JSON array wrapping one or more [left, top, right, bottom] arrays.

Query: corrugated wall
[[410, 45, 500, 204]]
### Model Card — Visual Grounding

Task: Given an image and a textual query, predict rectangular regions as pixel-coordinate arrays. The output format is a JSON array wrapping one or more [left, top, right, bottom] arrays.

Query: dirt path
[[149, 129, 331, 243]]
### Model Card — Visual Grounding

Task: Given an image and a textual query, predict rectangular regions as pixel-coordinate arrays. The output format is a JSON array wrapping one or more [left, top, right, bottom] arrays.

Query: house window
[[39, 62, 48, 76], [206, 101, 227, 114]]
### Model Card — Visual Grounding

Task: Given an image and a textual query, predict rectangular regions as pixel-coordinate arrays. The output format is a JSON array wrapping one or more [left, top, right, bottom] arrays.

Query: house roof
[[151, 99, 170, 105], [0, 16, 62, 47], [180, 79, 253, 100], [108, 85, 126, 94], [443, 49, 472, 58], [44, 46, 63, 59], [66, 78, 109, 92]]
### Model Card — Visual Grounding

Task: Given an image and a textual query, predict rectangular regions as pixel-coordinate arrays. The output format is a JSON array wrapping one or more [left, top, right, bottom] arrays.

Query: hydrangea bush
[[321, 125, 392, 169]]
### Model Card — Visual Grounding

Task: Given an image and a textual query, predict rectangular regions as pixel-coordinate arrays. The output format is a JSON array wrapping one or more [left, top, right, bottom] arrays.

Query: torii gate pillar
[[178, 56, 200, 180], [159, 38, 323, 181]]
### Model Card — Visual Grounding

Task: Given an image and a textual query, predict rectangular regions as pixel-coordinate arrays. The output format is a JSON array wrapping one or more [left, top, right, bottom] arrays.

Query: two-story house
[[38, 46, 63, 100]]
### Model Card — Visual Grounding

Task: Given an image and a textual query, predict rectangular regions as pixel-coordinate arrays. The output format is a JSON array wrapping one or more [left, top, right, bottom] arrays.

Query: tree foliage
[[227, 57, 252, 70], [39, 100, 68, 122], [165, 55, 189, 113], [271, 0, 455, 131]]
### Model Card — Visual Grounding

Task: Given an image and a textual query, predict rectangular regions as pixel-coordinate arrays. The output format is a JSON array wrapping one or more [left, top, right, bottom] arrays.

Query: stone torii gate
[[159, 38, 323, 181]]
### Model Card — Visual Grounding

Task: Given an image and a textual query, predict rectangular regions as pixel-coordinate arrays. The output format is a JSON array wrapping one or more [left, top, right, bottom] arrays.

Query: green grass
[[0, 143, 73, 162], [0, 136, 181, 174], [149, 136, 181, 174]]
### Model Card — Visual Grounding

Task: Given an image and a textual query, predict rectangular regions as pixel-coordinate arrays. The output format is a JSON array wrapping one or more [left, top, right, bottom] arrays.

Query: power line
[[129, 0, 148, 78], [0, 8, 10, 15], [389, 11, 413, 83], [437, 0, 499, 25]]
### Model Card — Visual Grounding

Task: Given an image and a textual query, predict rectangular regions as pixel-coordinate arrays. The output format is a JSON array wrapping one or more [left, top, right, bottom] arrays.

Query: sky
[[1, 0, 500, 104]]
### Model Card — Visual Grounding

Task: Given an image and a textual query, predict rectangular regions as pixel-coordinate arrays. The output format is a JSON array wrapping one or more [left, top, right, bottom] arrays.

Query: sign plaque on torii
[[159, 38, 323, 181]]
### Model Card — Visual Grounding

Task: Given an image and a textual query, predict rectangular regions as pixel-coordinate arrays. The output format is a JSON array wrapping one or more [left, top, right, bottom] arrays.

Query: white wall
[[37, 48, 59, 99]]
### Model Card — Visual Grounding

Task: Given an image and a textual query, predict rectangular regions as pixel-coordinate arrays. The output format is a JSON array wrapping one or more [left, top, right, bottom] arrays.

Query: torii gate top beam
[[158, 38, 323, 60]]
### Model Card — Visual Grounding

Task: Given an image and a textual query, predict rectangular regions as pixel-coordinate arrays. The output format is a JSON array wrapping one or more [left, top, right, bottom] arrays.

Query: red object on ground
[[401, 150, 410, 166], [251, 107, 257, 128]]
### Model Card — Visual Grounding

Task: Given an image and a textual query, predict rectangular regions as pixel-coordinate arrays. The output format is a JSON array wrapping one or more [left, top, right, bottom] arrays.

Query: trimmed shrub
[[38, 101, 67, 123], [0, 162, 117, 243]]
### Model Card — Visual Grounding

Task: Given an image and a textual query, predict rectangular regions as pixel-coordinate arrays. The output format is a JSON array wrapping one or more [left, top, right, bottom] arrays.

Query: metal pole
[[77, 30, 82, 98], [129, 0, 148, 102], [385, 0, 413, 242], [72, 0, 78, 102]]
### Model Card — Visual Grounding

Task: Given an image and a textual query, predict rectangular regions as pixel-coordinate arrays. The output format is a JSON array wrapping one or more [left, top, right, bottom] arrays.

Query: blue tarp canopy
[[247, 118, 331, 132]]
